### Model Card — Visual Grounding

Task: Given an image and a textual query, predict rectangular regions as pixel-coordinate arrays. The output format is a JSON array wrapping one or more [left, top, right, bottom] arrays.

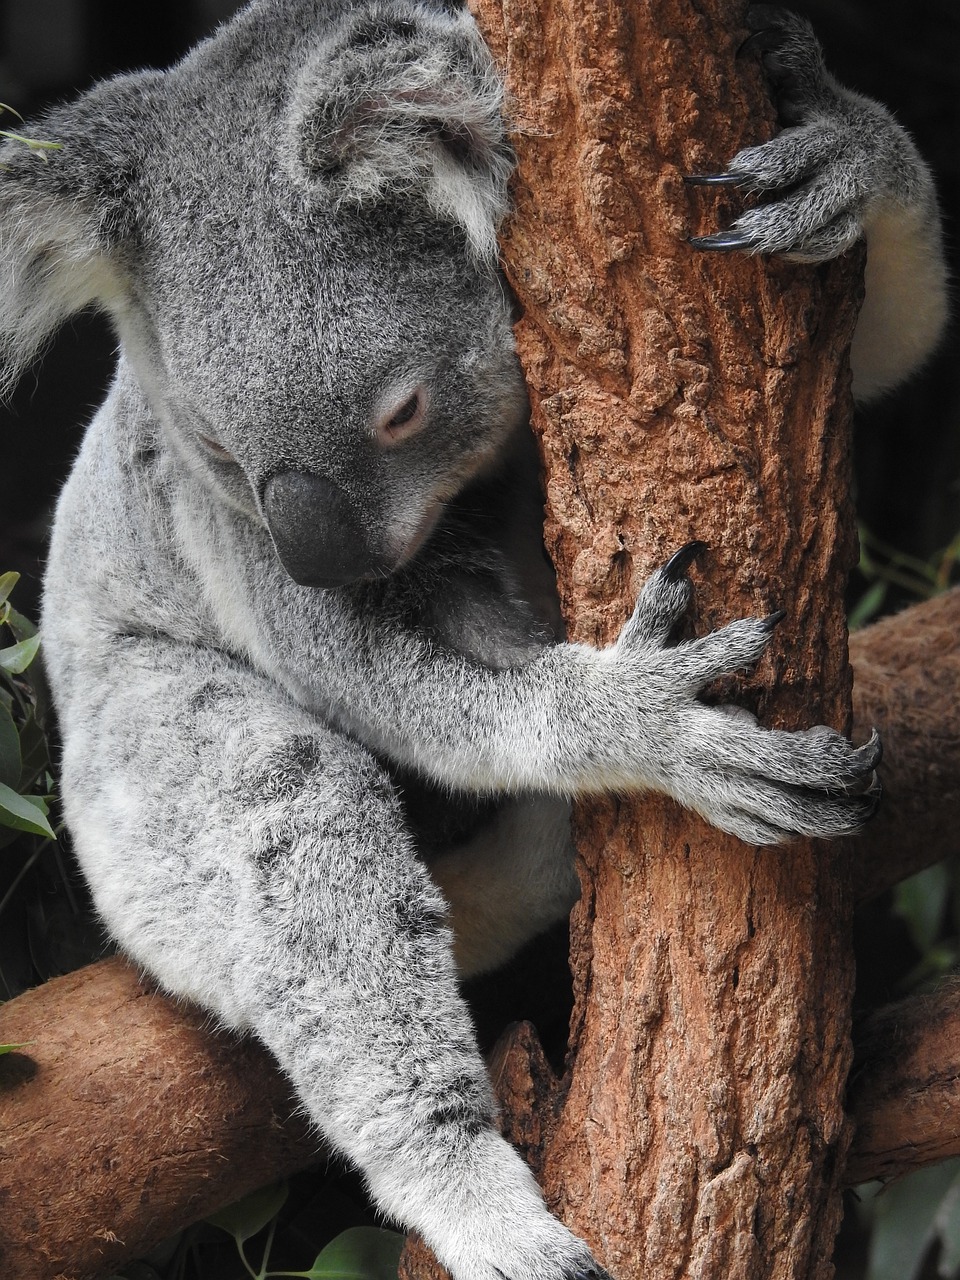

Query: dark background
[[0, 0, 958, 622]]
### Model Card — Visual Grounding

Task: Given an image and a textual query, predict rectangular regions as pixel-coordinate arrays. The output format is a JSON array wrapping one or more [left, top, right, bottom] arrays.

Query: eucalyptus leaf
[[934, 1165, 960, 1276], [0, 783, 55, 839], [867, 1160, 960, 1280], [0, 633, 41, 675], [0, 573, 19, 607], [305, 1226, 405, 1280], [0, 702, 21, 790], [894, 862, 951, 955], [18, 715, 50, 791], [205, 1178, 288, 1244], [4, 605, 37, 643], [0, 1042, 28, 1055]]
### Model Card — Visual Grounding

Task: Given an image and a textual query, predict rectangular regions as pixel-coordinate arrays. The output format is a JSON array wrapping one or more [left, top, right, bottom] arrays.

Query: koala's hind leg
[[61, 639, 607, 1280], [427, 795, 579, 978]]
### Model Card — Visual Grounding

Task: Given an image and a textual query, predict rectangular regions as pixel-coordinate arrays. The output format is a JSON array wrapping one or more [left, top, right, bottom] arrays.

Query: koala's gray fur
[[0, 3, 944, 1277]]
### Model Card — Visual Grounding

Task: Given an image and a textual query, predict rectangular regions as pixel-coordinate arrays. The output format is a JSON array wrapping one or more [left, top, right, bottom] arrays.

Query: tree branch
[[0, 957, 318, 1280], [847, 981, 960, 1184], [850, 587, 960, 902]]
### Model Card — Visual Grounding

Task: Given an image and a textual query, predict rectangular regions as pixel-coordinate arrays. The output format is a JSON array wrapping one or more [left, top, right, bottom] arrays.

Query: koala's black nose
[[263, 471, 381, 588]]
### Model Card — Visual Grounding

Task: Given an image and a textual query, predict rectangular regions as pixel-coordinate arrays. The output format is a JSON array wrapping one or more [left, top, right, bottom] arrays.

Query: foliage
[[860, 1161, 960, 1280], [110, 1178, 406, 1280], [0, 572, 101, 1001], [849, 524, 960, 630], [0, 571, 55, 842], [0, 102, 61, 160]]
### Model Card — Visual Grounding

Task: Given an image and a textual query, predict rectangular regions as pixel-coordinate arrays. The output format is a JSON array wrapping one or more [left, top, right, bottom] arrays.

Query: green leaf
[[848, 580, 888, 631], [17, 714, 50, 791], [935, 1165, 960, 1276], [4, 605, 37, 643], [304, 1227, 406, 1280], [867, 1161, 960, 1280], [0, 633, 40, 675], [0, 783, 55, 839], [205, 1179, 288, 1244], [0, 573, 19, 607], [0, 702, 21, 790], [0, 1042, 29, 1055], [894, 862, 951, 955]]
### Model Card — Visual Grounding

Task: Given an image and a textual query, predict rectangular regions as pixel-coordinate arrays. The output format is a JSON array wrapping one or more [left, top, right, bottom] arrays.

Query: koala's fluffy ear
[[286, 1, 513, 260], [0, 74, 158, 396]]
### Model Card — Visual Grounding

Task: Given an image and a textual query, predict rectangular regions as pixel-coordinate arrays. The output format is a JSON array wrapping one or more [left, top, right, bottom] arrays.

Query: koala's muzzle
[[263, 471, 381, 588]]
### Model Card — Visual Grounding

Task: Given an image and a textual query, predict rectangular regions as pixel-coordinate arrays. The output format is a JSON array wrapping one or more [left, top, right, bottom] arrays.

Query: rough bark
[[0, 957, 318, 1280], [413, 1, 864, 1279], [849, 587, 960, 901], [847, 981, 960, 1184]]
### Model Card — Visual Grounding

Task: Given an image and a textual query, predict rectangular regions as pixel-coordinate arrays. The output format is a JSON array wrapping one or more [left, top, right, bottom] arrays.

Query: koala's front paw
[[687, 5, 928, 262], [615, 545, 881, 845]]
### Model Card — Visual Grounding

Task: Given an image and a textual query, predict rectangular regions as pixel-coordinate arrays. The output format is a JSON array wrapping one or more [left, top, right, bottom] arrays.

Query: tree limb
[[0, 957, 318, 1280], [850, 587, 960, 902], [847, 980, 960, 1184]]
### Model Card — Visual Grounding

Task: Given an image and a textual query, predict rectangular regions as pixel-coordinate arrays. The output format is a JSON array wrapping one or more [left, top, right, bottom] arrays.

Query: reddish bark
[[416, 1, 864, 1278], [0, 958, 317, 1280]]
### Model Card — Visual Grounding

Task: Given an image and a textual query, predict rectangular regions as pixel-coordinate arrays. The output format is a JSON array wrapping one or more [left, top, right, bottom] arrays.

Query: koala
[[0, 3, 943, 1278]]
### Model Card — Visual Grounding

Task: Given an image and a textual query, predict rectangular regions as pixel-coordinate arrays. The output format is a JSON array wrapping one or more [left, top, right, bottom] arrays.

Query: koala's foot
[[385, 1129, 613, 1280], [687, 5, 933, 263], [607, 544, 881, 845]]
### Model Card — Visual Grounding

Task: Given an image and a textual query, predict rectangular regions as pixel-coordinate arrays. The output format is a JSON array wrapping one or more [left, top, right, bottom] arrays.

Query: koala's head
[[0, 0, 527, 588]]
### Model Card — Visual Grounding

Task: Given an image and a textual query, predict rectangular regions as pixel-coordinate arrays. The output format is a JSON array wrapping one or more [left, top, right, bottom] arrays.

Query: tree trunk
[[407, 1, 864, 1279]]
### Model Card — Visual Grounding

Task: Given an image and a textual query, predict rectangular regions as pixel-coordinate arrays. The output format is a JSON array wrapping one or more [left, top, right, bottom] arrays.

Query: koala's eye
[[199, 434, 237, 464], [376, 387, 428, 447]]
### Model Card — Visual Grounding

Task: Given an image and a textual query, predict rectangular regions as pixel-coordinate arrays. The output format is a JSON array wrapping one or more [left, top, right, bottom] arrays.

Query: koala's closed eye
[[376, 386, 428, 446]]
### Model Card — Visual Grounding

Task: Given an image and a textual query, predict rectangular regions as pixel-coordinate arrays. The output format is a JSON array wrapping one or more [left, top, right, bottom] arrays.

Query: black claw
[[863, 776, 883, 821], [684, 172, 746, 187], [689, 230, 760, 253], [760, 608, 788, 632], [865, 732, 885, 768], [662, 540, 708, 582], [737, 26, 782, 58]]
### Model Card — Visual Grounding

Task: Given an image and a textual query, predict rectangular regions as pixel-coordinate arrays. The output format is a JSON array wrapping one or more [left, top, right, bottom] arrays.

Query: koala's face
[[126, 188, 526, 587], [0, 0, 524, 588]]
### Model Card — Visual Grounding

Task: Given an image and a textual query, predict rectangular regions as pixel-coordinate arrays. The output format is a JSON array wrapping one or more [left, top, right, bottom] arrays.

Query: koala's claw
[[689, 230, 761, 253], [760, 608, 787, 632], [683, 172, 746, 187], [661, 540, 709, 582]]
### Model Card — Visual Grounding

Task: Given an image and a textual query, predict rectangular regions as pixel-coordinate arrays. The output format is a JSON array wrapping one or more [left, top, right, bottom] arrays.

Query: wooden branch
[[0, 957, 319, 1280], [847, 981, 960, 1184], [850, 587, 960, 901]]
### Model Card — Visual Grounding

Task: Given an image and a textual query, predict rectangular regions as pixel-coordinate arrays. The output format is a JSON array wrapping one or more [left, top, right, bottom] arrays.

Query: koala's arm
[[234, 540, 880, 847], [691, 6, 948, 400]]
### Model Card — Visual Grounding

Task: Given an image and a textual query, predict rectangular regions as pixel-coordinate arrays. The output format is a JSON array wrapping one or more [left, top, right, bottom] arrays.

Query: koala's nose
[[262, 471, 381, 588]]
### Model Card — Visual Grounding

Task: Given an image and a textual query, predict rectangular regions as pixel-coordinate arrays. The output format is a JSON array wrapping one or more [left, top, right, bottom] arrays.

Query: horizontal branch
[[0, 958, 319, 1280], [850, 586, 960, 901], [847, 980, 960, 1184], [0, 593, 957, 1276]]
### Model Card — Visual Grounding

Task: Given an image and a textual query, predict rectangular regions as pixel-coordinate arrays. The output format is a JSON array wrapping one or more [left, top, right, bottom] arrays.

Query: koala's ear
[[0, 73, 159, 396], [285, 1, 513, 260]]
